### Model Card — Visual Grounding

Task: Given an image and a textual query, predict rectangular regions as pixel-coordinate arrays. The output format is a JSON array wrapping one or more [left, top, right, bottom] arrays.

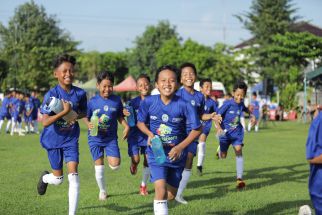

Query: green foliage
[[0, 1, 78, 91], [280, 82, 299, 109], [128, 20, 180, 78]]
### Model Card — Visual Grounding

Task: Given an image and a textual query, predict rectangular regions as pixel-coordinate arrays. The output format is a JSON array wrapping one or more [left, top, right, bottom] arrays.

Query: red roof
[[113, 75, 137, 92]]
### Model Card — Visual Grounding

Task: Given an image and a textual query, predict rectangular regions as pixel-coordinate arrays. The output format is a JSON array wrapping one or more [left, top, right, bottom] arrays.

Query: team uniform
[[127, 96, 148, 157], [87, 94, 124, 161], [11, 98, 24, 136], [202, 97, 218, 136], [218, 99, 249, 151], [31, 96, 41, 133], [0, 97, 12, 133], [248, 99, 260, 132], [40, 85, 87, 170], [24, 98, 34, 123], [176, 88, 205, 155], [306, 112, 322, 215], [137, 95, 201, 188]]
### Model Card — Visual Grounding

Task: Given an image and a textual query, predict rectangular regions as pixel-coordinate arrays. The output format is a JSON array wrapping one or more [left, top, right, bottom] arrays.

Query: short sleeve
[[117, 98, 124, 118], [78, 91, 87, 114], [306, 113, 322, 160], [218, 100, 230, 116], [40, 92, 52, 115], [86, 100, 93, 120], [185, 101, 201, 130], [137, 98, 149, 123]]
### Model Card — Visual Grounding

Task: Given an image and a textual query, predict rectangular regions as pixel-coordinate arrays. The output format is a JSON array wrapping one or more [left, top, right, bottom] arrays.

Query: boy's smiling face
[[97, 79, 113, 98], [233, 88, 245, 104], [181, 67, 196, 87], [54, 62, 74, 87], [137, 78, 150, 96], [156, 69, 177, 97]]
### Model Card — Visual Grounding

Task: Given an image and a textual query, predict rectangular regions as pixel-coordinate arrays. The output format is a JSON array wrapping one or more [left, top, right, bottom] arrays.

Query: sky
[[1, 0, 322, 52]]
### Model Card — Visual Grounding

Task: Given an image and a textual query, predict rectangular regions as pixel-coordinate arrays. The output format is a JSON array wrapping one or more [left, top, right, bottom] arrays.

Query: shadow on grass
[[80, 202, 152, 214]]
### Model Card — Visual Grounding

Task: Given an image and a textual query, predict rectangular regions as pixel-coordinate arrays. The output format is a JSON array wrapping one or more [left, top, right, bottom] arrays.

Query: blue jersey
[[306, 112, 322, 213], [24, 99, 34, 119], [31, 96, 41, 118], [202, 97, 218, 134], [137, 95, 201, 167], [0, 97, 10, 116], [127, 96, 148, 146], [12, 99, 24, 116], [218, 99, 248, 135], [176, 88, 205, 133], [251, 99, 260, 118], [87, 94, 123, 145], [40, 85, 87, 149]]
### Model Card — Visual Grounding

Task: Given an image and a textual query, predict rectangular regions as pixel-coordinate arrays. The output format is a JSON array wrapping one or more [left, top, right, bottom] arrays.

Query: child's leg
[[154, 179, 168, 215], [128, 141, 140, 175], [105, 140, 121, 170], [94, 157, 107, 199], [107, 156, 120, 170], [0, 118, 4, 131], [197, 134, 207, 171], [141, 153, 150, 186], [234, 145, 243, 179], [130, 154, 140, 175], [67, 161, 79, 215], [5, 118, 11, 132], [176, 151, 194, 204], [255, 120, 259, 132]]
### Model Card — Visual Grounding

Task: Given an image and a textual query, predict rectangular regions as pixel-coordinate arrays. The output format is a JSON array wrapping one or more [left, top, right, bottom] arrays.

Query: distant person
[[10, 91, 25, 136], [306, 111, 322, 215], [83, 71, 129, 201], [0, 89, 12, 134], [36, 54, 87, 215], [216, 80, 255, 189], [248, 92, 260, 132], [31, 90, 41, 134], [23, 93, 34, 134], [123, 74, 151, 196]]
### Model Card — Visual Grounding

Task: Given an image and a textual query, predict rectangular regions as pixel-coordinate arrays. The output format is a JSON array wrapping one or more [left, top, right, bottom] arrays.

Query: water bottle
[[90, 110, 99, 136], [151, 135, 166, 165], [44, 97, 78, 122], [216, 129, 227, 140], [126, 101, 136, 127]]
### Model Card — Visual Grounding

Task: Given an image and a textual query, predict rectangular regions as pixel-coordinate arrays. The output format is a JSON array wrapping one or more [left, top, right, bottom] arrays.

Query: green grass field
[[0, 121, 312, 215]]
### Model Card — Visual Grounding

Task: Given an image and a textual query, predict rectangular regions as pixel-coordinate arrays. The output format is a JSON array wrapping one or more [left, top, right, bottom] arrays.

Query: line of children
[[137, 65, 202, 215], [0, 89, 12, 133], [216, 80, 255, 189], [83, 70, 130, 201], [248, 92, 260, 132], [37, 54, 87, 215], [196, 78, 219, 176], [123, 74, 151, 195]]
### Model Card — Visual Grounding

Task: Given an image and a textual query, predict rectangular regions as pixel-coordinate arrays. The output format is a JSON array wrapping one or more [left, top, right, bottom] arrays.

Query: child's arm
[[42, 100, 71, 127], [82, 117, 93, 130], [168, 126, 202, 161], [308, 154, 322, 164], [118, 116, 130, 140], [137, 122, 154, 145]]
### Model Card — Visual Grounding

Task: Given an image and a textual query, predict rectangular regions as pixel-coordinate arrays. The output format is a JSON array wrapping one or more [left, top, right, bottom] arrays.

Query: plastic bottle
[[90, 110, 99, 136], [44, 97, 78, 121], [126, 101, 136, 127], [151, 135, 166, 165]]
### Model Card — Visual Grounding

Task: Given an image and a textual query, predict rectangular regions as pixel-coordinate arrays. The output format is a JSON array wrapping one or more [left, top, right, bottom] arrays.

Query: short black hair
[[200, 78, 212, 87], [155, 65, 179, 82], [53, 53, 76, 69], [96, 70, 114, 84], [136, 74, 150, 83], [179, 62, 197, 77], [233, 80, 248, 93], [252, 92, 257, 97]]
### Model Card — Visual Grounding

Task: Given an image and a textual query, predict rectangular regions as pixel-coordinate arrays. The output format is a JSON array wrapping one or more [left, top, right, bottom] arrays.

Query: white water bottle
[[44, 97, 78, 121]]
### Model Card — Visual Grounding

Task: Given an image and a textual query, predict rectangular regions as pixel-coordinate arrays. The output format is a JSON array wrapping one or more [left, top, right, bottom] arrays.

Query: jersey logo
[[157, 124, 172, 136], [162, 114, 169, 122], [191, 100, 195, 106], [229, 111, 234, 114], [150, 115, 157, 120], [172, 117, 183, 123], [104, 105, 108, 112]]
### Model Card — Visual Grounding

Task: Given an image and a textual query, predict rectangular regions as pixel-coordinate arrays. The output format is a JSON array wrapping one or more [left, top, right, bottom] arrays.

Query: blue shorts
[[24, 116, 33, 123], [47, 146, 79, 170], [0, 113, 11, 120], [219, 133, 244, 153], [202, 124, 211, 136], [149, 163, 184, 188], [89, 140, 120, 161], [12, 114, 21, 123], [128, 139, 147, 156], [187, 140, 198, 156]]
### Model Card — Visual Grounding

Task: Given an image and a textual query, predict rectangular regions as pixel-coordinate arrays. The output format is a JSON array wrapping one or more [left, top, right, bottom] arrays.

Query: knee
[[109, 164, 120, 171], [52, 175, 64, 185], [235, 150, 242, 156]]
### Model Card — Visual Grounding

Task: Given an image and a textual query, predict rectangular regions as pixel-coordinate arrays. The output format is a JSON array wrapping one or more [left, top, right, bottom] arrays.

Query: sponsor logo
[[191, 100, 195, 106], [162, 114, 169, 122], [150, 115, 157, 120], [172, 117, 183, 123], [104, 105, 108, 111], [157, 124, 172, 136]]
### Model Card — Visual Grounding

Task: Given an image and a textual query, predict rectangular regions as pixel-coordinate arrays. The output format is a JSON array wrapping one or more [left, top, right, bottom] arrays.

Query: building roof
[[234, 22, 322, 49]]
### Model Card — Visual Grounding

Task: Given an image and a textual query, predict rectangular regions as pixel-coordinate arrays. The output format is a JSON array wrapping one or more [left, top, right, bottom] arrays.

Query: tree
[[0, 1, 78, 91], [128, 20, 180, 79]]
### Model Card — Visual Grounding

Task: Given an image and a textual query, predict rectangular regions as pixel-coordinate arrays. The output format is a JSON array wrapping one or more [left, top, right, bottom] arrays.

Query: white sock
[[0, 120, 3, 130], [197, 142, 206, 166], [34, 121, 38, 133], [42, 173, 63, 185], [68, 173, 79, 215], [153, 200, 168, 215], [255, 124, 259, 132], [176, 169, 191, 197], [247, 123, 251, 131], [6, 120, 11, 132], [11, 121, 16, 134], [141, 167, 150, 186], [95, 165, 106, 192], [236, 156, 244, 179]]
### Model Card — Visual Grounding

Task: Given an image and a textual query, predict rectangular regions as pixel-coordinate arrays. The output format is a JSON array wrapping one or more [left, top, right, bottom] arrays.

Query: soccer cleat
[[196, 166, 203, 176], [37, 171, 49, 195], [298, 205, 312, 215], [130, 163, 137, 175], [236, 178, 246, 189], [139, 185, 148, 196], [175, 195, 188, 204], [99, 191, 108, 201]]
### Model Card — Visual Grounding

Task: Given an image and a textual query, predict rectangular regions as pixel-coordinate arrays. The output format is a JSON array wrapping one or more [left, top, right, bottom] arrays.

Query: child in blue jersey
[[196, 78, 219, 176], [24, 93, 34, 134], [217, 80, 255, 189], [10, 91, 25, 136], [306, 111, 322, 215], [37, 54, 87, 215], [137, 65, 202, 215], [0, 89, 12, 134], [248, 92, 260, 132], [123, 74, 151, 196], [175, 63, 220, 204], [31, 90, 41, 134], [84, 71, 130, 201]]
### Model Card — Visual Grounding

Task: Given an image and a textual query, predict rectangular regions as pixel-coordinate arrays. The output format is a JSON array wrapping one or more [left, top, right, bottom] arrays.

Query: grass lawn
[[0, 121, 312, 214]]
